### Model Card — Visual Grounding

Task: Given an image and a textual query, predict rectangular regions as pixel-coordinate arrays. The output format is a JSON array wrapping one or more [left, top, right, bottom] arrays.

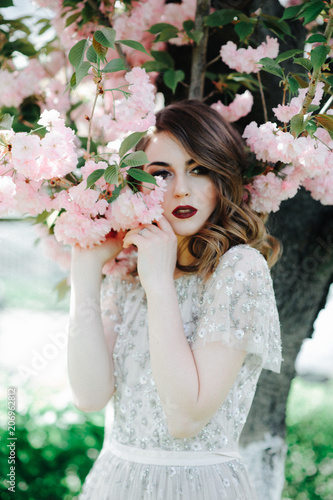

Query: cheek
[[197, 181, 218, 208]]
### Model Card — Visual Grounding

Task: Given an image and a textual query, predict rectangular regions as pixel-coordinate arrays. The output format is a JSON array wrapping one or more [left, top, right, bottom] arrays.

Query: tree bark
[[189, 0, 211, 99], [240, 189, 333, 498]]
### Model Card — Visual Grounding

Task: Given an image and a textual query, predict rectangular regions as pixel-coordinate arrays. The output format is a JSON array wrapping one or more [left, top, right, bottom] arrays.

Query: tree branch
[[189, 0, 211, 100]]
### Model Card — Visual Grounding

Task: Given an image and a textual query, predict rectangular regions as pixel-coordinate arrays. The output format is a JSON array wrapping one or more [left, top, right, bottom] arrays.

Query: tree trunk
[[240, 189, 333, 498], [189, 0, 211, 99]]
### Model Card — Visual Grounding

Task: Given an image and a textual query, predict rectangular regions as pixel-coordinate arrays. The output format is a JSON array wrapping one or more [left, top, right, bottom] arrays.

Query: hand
[[72, 231, 126, 271], [123, 216, 177, 292]]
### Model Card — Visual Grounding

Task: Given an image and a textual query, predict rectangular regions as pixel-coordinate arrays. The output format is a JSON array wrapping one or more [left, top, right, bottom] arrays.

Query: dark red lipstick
[[172, 206, 197, 219]]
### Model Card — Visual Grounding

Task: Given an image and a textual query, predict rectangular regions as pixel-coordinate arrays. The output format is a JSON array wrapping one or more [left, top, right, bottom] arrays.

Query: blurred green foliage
[[0, 377, 332, 499], [282, 378, 333, 500]]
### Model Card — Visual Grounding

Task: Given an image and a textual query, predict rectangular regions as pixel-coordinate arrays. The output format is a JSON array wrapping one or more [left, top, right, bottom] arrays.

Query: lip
[[172, 205, 198, 219]]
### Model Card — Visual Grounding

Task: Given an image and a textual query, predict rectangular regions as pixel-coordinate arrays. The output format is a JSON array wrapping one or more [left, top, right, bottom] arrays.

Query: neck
[[174, 236, 194, 278]]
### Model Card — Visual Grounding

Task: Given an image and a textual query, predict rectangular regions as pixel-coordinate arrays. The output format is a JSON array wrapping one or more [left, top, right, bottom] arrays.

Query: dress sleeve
[[192, 245, 282, 373]]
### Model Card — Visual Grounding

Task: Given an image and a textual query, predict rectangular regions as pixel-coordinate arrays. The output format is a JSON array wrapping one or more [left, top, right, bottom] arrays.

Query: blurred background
[[0, 217, 333, 500]]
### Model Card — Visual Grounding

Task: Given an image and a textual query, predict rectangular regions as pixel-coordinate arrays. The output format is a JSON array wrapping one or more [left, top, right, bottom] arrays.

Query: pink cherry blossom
[[211, 91, 254, 122], [102, 247, 138, 276], [107, 177, 166, 231], [54, 210, 112, 249], [99, 67, 156, 142], [245, 168, 299, 213], [273, 82, 324, 122], [14, 177, 53, 216], [220, 36, 279, 74], [302, 170, 333, 205], [0, 176, 17, 215]]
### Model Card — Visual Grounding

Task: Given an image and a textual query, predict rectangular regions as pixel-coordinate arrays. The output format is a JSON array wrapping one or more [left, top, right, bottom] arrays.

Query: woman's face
[[142, 132, 218, 241]]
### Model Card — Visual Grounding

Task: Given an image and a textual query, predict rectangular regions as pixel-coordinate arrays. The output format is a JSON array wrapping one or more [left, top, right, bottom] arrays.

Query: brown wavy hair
[[135, 100, 281, 276]]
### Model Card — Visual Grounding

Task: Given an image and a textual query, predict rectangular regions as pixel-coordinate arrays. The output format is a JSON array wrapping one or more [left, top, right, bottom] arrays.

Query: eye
[[191, 165, 209, 175], [151, 169, 171, 179]]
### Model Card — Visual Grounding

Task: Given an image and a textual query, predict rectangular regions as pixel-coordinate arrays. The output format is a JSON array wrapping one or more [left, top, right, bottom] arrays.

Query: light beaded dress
[[79, 244, 282, 500]]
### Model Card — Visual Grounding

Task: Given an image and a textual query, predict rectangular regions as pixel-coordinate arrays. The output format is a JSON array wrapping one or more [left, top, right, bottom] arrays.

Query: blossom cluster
[[99, 67, 156, 142], [220, 36, 279, 74], [0, 67, 166, 249], [211, 91, 254, 123], [242, 122, 333, 212]]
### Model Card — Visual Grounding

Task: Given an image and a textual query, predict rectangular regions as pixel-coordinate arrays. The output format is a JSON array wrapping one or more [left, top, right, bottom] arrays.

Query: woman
[[69, 100, 282, 499]]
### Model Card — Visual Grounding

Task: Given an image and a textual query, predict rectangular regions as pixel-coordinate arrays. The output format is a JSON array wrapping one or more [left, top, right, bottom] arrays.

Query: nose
[[174, 174, 190, 198]]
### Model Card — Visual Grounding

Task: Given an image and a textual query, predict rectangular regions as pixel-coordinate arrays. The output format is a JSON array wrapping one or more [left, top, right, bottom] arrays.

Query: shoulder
[[216, 244, 270, 277]]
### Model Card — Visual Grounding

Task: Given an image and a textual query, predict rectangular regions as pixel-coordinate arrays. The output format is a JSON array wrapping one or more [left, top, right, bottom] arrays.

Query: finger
[[155, 216, 175, 234]]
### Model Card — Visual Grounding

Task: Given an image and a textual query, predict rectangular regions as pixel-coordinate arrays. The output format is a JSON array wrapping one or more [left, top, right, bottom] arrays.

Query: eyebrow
[[147, 159, 196, 168]]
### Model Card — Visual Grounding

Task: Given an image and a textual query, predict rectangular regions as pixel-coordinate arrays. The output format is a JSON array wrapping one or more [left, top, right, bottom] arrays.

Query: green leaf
[[311, 44, 330, 71], [187, 30, 204, 45], [86, 169, 105, 189], [281, 4, 306, 20], [307, 104, 320, 113], [305, 120, 317, 137], [69, 39, 88, 68], [275, 49, 304, 64], [69, 72, 76, 89], [148, 23, 178, 34], [288, 76, 299, 94], [234, 21, 254, 41], [7, 18, 31, 35], [117, 40, 149, 55], [260, 66, 284, 78], [306, 34, 327, 44], [293, 57, 313, 72], [291, 73, 309, 89], [243, 163, 267, 179], [122, 151, 148, 167], [119, 132, 147, 158], [4, 39, 37, 57], [127, 168, 157, 185], [183, 20, 195, 32], [94, 28, 116, 49], [38, 23, 51, 35], [107, 184, 123, 203], [155, 27, 179, 43], [290, 114, 305, 137], [35, 210, 53, 224], [93, 37, 107, 61], [204, 9, 241, 27], [261, 15, 292, 40], [322, 74, 333, 87], [142, 60, 168, 72], [86, 45, 98, 64], [75, 61, 91, 86], [151, 50, 174, 68], [65, 12, 81, 28], [0, 113, 13, 130], [259, 57, 284, 78], [104, 164, 119, 184], [0, 0, 14, 6], [314, 114, 333, 132], [102, 58, 126, 73], [302, 1, 326, 25], [163, 68, 185, 93]]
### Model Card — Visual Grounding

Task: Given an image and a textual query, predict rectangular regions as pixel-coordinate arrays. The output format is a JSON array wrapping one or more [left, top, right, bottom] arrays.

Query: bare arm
[[147, 282, 246, 438], [123, 218, 246, 438], [68, 238, 123, 412]]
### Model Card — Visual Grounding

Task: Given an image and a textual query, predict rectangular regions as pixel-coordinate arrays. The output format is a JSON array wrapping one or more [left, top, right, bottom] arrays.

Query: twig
[[87, 84, 100, 155], [115, 42, 131, 71], [257, 71, 268, 122]]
